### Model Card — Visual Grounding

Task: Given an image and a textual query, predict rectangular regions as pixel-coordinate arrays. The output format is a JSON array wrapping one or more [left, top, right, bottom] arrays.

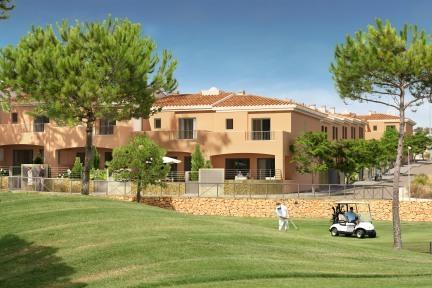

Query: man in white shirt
[[275, 202, 289, 231]]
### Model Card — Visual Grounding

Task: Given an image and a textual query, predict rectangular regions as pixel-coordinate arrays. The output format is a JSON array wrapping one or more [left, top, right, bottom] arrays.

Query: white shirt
[[275, 204, 288, 218]]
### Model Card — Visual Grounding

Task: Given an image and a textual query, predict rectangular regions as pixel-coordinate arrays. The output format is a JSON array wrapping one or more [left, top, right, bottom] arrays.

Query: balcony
[[176, 130, 197, 140], [246, 131, 274, 140]]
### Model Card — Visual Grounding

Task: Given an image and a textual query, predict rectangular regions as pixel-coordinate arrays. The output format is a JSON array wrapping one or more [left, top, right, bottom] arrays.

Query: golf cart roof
[[334, 200, 369, 205]]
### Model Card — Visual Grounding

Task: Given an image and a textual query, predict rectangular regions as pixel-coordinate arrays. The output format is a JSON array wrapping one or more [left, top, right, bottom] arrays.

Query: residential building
[[6, 88, 408, 184], [355, 113, 415, 140]]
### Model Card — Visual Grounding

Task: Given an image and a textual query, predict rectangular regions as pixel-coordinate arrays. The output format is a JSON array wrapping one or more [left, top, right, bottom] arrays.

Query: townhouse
[[0, 87, 415, 183]]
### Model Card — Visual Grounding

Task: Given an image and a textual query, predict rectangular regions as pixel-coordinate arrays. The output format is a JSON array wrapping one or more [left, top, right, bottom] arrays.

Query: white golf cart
[[329, 201, 376, 239]]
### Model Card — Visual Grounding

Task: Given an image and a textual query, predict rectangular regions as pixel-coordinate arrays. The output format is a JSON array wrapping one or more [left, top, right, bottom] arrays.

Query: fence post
[[328, 184, 331, 197]]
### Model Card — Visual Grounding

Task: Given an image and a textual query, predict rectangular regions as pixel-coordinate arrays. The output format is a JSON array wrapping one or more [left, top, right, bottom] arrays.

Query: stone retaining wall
[[131, 197, 432, 222]]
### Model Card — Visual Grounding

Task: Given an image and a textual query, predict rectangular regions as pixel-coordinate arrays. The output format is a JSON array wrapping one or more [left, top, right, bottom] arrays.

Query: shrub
[[412, 174, 429, 185], [70, 157, 83, 179], [91, 169, 107, 180]]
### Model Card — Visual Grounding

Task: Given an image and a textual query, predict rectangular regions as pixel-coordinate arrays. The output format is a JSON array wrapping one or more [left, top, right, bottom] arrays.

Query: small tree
[[70, 157, 83, 179], [190, 144, 211, 181], [109, 135, 170, 203], [330, 19, 432, 249], [291, 132, 332, 190], [331, 140, 358, 184], [0, 17, 177, 195], [91, 146, 100, 169], [405, 131, 432, 161]]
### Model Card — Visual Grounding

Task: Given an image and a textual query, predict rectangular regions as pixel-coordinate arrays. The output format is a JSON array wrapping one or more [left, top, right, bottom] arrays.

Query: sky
[[1, 0, 432, 126]]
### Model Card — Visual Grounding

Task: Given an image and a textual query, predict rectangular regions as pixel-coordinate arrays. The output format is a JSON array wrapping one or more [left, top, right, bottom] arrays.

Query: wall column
[[275, 152, 285, 180]]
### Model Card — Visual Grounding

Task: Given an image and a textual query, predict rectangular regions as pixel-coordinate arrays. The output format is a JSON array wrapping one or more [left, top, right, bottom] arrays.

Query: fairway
[[1, 193, 432, 288]]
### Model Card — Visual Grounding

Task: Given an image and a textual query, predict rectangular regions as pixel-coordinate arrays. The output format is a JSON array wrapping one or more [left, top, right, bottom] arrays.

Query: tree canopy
[[290, 132, 332, 186], [0, 0, 14, 19], [109, 135, 170, 203], [0, 17, 177, 194], [330, 19, 432, 249]]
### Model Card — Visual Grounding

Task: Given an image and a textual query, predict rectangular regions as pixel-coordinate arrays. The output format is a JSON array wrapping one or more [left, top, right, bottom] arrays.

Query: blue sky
[[1, 0, 432, 126]]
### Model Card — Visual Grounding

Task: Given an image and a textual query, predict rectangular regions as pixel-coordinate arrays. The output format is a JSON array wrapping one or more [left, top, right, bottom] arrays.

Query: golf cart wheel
[[330, 228, 339, 237], [369, 231, 377, 238], [355, 229, 365, 239]]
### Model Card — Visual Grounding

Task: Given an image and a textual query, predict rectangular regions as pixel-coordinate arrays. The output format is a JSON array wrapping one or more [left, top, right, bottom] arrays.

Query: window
[[11, 112, 18, 124], [178, 118, 196, 139], [99, 119, 115, 135], [351, 127, 356, 139], [226, 119, 233, 130], [332, 126, 338, 140], [359, 127, 364, 139], [373, 125, 377, 131], [342, 126, 348, 139], [154, 118, 161, 129], [251, 118, 271, 140], [321, 125, 328, 133], [34, 116, 49, 132]]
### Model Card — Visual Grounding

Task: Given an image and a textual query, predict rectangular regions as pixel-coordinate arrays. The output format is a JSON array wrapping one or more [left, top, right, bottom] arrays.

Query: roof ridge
[[211, 93, 235, 107]]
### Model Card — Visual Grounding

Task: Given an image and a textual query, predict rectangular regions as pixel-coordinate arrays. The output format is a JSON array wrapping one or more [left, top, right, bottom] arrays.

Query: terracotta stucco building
[[0, 88, 415, 183]]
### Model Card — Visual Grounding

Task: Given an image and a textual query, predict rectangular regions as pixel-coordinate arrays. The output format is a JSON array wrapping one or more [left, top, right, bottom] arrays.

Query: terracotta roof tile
[[214, 94, 291, 107], [155, 92, 231, 107], [155, 92, 292, 108], [356, 113, 400, 120]]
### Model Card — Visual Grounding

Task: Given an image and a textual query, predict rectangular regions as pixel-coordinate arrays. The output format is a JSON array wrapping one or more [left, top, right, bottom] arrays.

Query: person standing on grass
[[275, 202, 289, 231]]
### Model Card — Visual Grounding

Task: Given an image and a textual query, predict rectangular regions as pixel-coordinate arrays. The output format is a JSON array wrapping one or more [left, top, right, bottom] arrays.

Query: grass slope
[[0, 192, 432, 288]]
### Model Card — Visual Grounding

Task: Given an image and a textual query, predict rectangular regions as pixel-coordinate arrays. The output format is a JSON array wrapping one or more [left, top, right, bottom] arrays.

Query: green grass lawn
[[1, 192, 432, 288]]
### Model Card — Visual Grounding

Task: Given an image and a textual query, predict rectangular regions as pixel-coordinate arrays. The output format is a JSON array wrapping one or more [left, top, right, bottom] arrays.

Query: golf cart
[[329, 201, 376, 238]]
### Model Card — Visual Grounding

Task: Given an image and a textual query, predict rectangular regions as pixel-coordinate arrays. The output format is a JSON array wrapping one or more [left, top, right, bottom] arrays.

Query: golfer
[[275, 202, 289, 231]]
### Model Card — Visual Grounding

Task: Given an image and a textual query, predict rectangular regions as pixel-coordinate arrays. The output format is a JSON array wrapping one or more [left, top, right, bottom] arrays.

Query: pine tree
[[0, 17, 177, 195], [330, 19, 432, 249]]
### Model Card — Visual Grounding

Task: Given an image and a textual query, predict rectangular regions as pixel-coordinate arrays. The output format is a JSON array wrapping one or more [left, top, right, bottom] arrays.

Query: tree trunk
[[392, 99, 405, 250], [81, 121, 94, 195], [311, 173, 315, 194], [136, 178, 142, 203]]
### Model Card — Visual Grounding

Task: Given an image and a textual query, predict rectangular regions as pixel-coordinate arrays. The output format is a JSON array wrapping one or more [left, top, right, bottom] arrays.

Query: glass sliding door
[[225, 158, 250, 179], [257, 158, 275, 179], [178, 118, 196, 139], [252, 118, 271, 140]]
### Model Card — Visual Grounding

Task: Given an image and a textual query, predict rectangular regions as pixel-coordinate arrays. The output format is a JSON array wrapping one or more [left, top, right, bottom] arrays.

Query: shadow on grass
[[0, 234, 86, 288]]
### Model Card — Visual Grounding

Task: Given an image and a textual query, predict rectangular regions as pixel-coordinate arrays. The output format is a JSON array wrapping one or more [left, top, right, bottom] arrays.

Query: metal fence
[[0, 176, 416, 200]]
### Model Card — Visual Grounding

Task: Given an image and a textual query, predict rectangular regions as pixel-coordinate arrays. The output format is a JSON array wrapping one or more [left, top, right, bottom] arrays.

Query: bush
[[91, 169, 107, 180], [410, 174, 432, 199], [70, 157, 83, 179], [412, 174, 429, 185]]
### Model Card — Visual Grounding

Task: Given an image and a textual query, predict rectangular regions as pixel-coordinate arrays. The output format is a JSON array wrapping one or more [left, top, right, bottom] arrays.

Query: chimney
[[329, 107, 336, 114], [318, 105, 327, 113]]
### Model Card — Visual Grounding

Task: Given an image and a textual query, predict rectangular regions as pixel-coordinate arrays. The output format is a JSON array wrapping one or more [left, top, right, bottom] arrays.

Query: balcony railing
[[246, 131, 274, 140], [98, 125, 115, 135], [33, 123, 45, 132], [176, 130, 197, 140]]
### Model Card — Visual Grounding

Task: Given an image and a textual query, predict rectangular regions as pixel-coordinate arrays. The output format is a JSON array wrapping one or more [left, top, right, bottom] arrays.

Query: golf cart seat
[[337, 214, 346, 224]]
